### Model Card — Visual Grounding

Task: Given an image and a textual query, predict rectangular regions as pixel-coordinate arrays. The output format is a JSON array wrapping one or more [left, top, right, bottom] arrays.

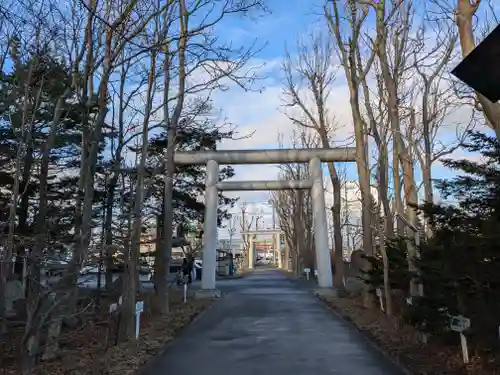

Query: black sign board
[[451, 24, 500, 103]]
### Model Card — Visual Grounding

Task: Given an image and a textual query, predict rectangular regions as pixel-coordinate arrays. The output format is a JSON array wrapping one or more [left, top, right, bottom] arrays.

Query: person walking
[[186, 254, 194, 284], [179, 258, 190, 285], [177, 258, 188, 286]]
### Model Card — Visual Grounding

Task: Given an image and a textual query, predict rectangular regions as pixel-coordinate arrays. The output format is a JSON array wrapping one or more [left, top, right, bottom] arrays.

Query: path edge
[[315, 293, 414, 375], [138, 297, 220, 375]]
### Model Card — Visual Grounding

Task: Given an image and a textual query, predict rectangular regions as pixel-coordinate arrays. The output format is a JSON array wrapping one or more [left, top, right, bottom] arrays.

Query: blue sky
[[203, 0, 496, 215]]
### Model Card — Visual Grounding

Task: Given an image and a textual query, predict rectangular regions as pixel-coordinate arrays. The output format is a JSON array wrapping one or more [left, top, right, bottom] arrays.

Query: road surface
[[142, 268, 404, 375]]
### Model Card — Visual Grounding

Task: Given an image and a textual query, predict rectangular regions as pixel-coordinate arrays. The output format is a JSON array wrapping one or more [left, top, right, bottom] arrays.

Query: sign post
[[135, 301, 144, 339], [450, 315, 471, 364], [376, 288, 384, 312], [183, 281, 188, 303]]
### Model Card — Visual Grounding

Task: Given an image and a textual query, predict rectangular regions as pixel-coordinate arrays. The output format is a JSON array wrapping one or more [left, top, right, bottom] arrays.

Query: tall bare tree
[[155, 0, 265, 313], [281, 32, 346, 294], [239, 202, 254, 268], [118, 21, 159, 340], [272, 129, 316, 275], [324, 0, 376, 306]]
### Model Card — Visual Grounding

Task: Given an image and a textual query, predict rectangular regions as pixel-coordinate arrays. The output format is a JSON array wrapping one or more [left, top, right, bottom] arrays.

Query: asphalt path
[[142, 268, 404, 375]]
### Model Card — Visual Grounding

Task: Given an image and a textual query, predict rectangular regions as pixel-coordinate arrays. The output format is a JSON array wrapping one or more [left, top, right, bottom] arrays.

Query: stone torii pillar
[[200, 159, 219, 294], [309, 157, 331, 289]]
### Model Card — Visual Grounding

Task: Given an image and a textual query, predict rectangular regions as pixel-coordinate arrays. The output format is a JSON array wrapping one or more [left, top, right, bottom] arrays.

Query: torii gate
[[240, 229, 283, 269], [173, 147, 356, 298]]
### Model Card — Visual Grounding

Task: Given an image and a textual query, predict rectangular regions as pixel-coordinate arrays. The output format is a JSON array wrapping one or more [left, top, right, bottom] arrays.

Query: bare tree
[[118, 16, 159, 341], [227, 215, 237, 251], [281, 31, 346, 294], [239, 202, 254, 269], [158, 0, 188, 315], [155, 0, 265, 313], [103, 51, 146, 291], [410, 25, 457, 210], [365, 0, 421, 297], [0, 38, 29, 334], [272, 129, 316, 275], [255, 208, 264, 231], [324, 0, 376, 307]]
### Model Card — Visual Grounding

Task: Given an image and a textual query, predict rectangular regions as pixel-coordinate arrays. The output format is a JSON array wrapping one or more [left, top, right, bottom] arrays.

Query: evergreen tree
[[0, 48, 101, 261], [408, 131, 500, 345], [146, 103, 238, 227], [364, 237, 410, 293]]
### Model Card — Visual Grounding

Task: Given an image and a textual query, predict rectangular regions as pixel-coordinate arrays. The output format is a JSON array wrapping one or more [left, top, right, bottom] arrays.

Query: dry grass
[[1, 290, 213, 375]]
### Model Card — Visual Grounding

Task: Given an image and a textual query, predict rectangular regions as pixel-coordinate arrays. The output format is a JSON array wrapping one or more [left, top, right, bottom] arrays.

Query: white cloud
[[210, 58, 356, 208], [116, 15, 492, 229]]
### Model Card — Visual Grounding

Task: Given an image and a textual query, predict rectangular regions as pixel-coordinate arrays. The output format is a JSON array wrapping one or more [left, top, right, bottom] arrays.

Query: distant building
[[218, 238, 244, 255], [139, 228, 190, 263], [335, 180, 379, 260]]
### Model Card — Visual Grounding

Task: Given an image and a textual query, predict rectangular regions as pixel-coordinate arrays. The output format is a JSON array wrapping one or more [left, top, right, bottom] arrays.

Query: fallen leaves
[[2, 291, 213, 375], [319, 295, 500, 375]]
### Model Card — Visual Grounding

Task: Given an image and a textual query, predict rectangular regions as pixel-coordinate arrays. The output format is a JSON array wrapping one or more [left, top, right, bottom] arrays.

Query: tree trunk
[[350, 95, 374, 307], [103, 172, 120, 289], [17, 140, 34, 234], [392, 139, 404, 235], [1, 135, 24, 334], [153, 0, 188, 314], [153, 124, 175, 315], [375, 9, 420, 297], [420, 154, 433, 237], [118, 49, 156, 339], [379, 217, 392, 316], [29, 87, 71, 361], [294, 190, 306, 271]]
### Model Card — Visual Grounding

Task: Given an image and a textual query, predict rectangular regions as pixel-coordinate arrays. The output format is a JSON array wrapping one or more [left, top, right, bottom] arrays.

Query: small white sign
[[314, 270, 318, 277], [135, 301, 144, 340], [406, 297, 413, 306], [109, 303, 118, 313], [449, 315, 470, 363], [376, 288, 384, 312], [459, 332, 469, 363], [135, 301, 144, 314], [450, 315, 470, 332]]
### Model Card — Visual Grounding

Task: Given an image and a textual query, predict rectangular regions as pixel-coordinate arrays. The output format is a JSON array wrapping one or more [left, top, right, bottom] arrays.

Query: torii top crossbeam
[[240, 230, 282, 235], [173, 147, 356, 165]]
